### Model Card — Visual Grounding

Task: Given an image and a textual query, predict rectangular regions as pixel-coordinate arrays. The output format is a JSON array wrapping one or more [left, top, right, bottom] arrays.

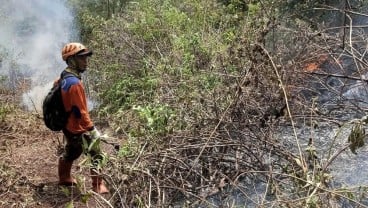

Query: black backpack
[[42, 73, 74, 131]]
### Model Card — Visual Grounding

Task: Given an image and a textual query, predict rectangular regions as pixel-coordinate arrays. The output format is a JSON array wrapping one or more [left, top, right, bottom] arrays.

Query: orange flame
[[303, 54, 328, 72]]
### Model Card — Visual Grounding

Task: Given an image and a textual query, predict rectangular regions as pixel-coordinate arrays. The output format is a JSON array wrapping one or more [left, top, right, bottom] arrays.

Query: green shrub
[[0, 103, 12, 122], [133, 104, 175, 136]]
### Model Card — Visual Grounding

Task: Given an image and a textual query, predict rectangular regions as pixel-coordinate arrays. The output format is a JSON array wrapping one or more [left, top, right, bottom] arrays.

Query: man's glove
[[89, 128, 101, 140], [85, 127, 102, 153]]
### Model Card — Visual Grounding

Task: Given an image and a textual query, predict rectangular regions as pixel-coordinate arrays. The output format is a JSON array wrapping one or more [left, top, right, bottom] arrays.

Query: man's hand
[[84, 128, 102, 153], [89, 128, 101, 140]]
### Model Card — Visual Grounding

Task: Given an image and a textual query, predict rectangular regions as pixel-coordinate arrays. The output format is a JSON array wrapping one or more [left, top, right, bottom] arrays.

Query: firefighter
[[57, 42, 108, 194]]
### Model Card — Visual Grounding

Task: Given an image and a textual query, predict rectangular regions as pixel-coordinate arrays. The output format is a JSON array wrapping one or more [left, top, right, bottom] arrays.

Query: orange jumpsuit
[[57, 70, 97, 162], [59, 71, 94, 134]]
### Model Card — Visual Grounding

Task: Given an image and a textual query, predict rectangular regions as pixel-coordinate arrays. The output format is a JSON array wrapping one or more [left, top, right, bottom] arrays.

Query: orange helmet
[[61, 42, 92, 61]]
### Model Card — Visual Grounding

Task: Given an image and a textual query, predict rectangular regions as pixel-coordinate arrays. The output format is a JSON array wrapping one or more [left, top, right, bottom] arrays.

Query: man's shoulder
[[64, 76, 80, 83], [61, 76, 81, 91]]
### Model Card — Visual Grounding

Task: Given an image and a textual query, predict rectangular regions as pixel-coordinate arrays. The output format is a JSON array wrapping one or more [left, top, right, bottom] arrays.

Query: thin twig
[[305, 71, 368, 81], [258, 43, 307, 172], [89, 191, 114, 208]]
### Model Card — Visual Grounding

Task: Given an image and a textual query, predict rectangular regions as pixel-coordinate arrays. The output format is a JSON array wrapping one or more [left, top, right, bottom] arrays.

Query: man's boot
[[91, 170, 109, 194], [58, 158, 77, 186]]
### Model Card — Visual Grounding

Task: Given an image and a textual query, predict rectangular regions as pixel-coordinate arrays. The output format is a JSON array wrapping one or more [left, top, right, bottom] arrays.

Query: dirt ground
[[0, 94, 115, 208]]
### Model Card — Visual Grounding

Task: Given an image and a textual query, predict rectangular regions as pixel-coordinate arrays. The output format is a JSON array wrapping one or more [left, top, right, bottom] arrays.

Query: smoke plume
[[0, 0, 78, 112]]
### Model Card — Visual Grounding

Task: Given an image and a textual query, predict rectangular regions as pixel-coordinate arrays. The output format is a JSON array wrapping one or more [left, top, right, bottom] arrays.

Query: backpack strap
[[58, 71, 77, 119]]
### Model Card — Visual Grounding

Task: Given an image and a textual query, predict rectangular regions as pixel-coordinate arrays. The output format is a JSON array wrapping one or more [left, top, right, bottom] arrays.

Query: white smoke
[[0, 0, 78, 112]]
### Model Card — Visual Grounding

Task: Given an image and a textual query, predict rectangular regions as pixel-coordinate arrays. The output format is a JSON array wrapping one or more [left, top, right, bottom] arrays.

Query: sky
[[0, 0, 78, 111]]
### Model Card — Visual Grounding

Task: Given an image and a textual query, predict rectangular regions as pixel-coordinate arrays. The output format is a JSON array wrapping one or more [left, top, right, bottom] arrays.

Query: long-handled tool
[[100, 134, 120, 151]]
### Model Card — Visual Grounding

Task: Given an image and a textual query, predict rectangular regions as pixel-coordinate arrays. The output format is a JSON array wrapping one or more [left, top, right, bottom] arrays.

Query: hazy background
[[0, 0, 78, 111]]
